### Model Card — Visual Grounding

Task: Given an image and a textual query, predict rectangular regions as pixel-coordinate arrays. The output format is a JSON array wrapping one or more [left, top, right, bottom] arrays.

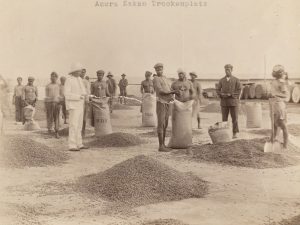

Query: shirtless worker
[[171, 69, 194, 102], [45, 72, 62, 138], [140, 71, 154, 94], [269, 65, 289, 150], [153, 63, 179, 152], [189, 72, 202, 129], [13, 77, 24, 124], [140, 71, 154, 113]]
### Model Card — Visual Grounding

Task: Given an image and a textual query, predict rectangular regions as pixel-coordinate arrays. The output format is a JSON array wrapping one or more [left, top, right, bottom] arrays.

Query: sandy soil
[[1, 100, 300, 225]]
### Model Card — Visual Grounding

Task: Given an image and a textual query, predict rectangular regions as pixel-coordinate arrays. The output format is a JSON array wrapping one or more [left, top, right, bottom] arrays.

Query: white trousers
[[68, 102, 84, 149]]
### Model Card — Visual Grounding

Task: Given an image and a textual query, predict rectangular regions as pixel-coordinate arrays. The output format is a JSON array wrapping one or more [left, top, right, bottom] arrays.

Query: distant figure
[[189, 72, 202, 129], [60, 76, 67, 124], [0, 74, 9, 135], [118, 74, 128, 104], [22, 76, 38, 125], [65, 63, 89, 151], [91, 70, 109, 98], [80, 68, 91, 137], [153, 63, 179, 152], [140, 71, 154, 94], [13, 77, 24, 124], [106, 72, 117, 113], [171, 69, 194, 102], [270, 65, 289, 150], [216, 64, 241, 139], [45, 72, 61, 138]]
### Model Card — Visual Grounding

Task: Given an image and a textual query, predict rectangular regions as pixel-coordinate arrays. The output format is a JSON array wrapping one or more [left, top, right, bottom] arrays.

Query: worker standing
[[13, 77, 24, 124], [141, 71, 154, 94], [189, 72, 202, 129], [216, 64, 242, 139], [118, 74, 128, 104], [270, 65, 289, 150], [64, 63, 89, 151], [22, 76, 38, 107], [91, 70, 110, 98], [45, 72, 61, 138], [106, 72, 117, 113], [171, 69, 194, 102], [60, 76, 67, 124], [80, 69, 91, 137], [153, 63, 179, 152], [0, 75, 9, 135]]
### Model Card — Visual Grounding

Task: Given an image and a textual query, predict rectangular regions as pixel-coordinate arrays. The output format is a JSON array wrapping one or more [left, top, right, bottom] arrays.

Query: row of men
[[8, 62, 289, 151], [12, 71, 131, 135]]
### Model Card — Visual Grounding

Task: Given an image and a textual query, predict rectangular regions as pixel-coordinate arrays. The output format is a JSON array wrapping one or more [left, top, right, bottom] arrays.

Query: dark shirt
[[216, 76, 241, 106], [106, 78, 117, 96]]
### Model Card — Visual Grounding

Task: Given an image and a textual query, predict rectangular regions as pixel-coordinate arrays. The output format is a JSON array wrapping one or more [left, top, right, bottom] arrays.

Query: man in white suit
[[65, 63, 89, 151]]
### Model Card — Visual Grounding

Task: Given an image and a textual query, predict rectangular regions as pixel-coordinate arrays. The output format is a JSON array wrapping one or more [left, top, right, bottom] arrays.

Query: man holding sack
[[169, 69, 194, 149]]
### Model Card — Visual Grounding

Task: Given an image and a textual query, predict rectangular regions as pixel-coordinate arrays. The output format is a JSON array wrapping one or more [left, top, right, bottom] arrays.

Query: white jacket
[[65, 75, 87, 110]]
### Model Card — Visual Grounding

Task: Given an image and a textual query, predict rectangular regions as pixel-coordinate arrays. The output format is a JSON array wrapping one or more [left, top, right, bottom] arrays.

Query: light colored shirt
[[22, 85, 38, 101], [14, 85, 24, 97], [64, 76, 87, 110], [45, 83, 61, 102], [153, 75, 172, 103]]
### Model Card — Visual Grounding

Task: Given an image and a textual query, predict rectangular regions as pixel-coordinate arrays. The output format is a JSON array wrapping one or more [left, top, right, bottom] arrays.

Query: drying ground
[[1, 100, 300, 225]]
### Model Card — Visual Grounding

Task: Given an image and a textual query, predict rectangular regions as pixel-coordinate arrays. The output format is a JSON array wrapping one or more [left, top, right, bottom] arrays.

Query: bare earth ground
[[1, 100, 300, 225]]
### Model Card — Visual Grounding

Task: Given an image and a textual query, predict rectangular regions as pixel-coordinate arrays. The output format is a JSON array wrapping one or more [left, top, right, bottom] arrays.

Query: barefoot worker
[[270, 65, 289, 150], [216, 64, 241, 139], [189, 72, 202, 129], [65, 63, 89, 151], [140, 71, 154, 94], [153, 63, 179, 152], [91, 70, 110, 98], [60, 76, 68, 124], [171, 69, 194, 102], [45, 72, 62, 138], [80, 69, 91, 137], [13, 77, 24, 124]]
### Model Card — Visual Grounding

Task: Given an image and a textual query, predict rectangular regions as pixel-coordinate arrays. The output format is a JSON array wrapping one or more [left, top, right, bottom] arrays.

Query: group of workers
[[5, 62, 289, 151]]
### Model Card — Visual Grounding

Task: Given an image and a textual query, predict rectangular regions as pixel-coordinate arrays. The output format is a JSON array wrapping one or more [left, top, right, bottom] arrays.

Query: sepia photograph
[[0, 0, 300, 224]]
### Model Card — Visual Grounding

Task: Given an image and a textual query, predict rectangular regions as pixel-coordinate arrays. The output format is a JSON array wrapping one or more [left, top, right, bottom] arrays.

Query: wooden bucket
[[255, 83, 271, 99], [248, 84, 256, 99], [242, 85, 250, 99], [290, 85, 300, 103]]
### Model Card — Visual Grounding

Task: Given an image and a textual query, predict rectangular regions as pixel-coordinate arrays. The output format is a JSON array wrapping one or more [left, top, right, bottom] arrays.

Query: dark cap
[[224, 64, 233, 69], [97, 70, 105, 75], [154, 63, 163, 69]]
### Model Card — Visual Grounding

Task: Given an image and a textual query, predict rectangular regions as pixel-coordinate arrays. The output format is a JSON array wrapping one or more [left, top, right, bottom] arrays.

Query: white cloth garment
[[65, 76, 87, 149]]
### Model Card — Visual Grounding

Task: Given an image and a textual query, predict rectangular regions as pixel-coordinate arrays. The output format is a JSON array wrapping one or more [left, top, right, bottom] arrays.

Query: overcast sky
[[1, 0, 300, 82]]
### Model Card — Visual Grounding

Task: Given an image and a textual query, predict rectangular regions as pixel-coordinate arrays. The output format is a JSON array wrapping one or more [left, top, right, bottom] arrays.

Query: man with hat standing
[[64, 63, 89, 151], [189, 72, 202, 129], [216, 64, 242, 139], [140, 71, 154, 94], [45, 72, 61, 138], [106, 72, 117, 113], [118, 74, 128, 104], [13, 77, 24, 124], [153, 63, 179, 152]]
